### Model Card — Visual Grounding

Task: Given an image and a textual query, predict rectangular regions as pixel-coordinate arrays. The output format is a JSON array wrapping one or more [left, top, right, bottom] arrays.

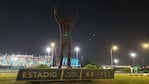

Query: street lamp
[[51, 42, 55, 47], [75, 46, 80, 60], [142, 43, 149, 49], [141, 43, 149, 66], [110, 45, 118, 69], [114, 58, 119, 68], [114, 59, 119, 65], [46, 47, 51, 66], [130, 52, 137, 67], [51, 42, 55, 66], [46, 47, 51, 56]]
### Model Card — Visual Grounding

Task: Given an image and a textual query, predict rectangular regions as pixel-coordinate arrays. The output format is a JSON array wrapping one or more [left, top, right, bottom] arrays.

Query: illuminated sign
[[63, 69, 80, 80], [82, 69, 114, 79], [16, 69, 61, 80], [16, 69, 114, 81]]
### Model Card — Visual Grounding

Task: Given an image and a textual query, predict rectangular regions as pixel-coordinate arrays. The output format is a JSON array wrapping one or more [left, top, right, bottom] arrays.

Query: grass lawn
[[0, 73, 149, 84], [0, 73, 17, 84], [95, 74, 149, 84]]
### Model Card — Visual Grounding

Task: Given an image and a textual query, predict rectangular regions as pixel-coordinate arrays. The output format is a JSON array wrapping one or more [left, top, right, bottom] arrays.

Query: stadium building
[[0, 54, 80, 69]]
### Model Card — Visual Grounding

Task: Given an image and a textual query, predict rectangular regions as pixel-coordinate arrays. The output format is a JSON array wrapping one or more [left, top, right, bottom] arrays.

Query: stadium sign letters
[[16, 69, 114, 81], [22, 72, 58, 78]]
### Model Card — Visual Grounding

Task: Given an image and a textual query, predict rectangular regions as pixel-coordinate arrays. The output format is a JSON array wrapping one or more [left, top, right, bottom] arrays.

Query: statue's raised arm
[[70, 8, 79, 27], [54, 5, 61, 24]]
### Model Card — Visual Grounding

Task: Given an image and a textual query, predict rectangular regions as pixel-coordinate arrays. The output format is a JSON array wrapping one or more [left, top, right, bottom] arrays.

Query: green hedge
[[35, 64, 50, 69], [83, 64, 98, 69], [143, 69, 149, 73]]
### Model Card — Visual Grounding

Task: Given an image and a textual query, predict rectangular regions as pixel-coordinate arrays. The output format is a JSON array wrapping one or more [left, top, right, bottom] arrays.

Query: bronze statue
[[54, 5, 78, 68]]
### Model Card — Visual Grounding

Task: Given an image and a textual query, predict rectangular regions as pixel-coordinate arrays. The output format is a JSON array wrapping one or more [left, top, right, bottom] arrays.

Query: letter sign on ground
[[16, 69, 114, 81]]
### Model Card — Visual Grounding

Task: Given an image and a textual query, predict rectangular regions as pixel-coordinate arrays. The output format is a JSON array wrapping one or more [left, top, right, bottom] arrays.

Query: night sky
[[0, 0, 149, 65]]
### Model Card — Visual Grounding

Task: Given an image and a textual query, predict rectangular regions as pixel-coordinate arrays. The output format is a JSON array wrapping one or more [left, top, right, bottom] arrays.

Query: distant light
[[89, 38, 91, 41], [130, 52, 136, 58], [112, 45, 118, 51], [75, 46, 80, 52], [51, 42, 55, 47], [114, 59, 119, 64], [92, 34, 96, 36], [142, 43, 149, 49], [46, 47, 51, 53]]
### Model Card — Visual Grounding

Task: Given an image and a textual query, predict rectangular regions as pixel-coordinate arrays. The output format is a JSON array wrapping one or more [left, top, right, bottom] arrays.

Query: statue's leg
[[59, 41, 65, 68], [67, 40, 72, 68]]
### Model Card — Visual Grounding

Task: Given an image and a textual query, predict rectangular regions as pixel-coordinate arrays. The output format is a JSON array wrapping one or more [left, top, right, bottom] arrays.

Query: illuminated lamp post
[[75, 46, 80, 60], [110, 45, 118, 69], [141, 43, 149, 66], [75, 46, 80, 68], [114, 58, 119, 65], [51, 42, 55, 66], [130, 52, 137, 67], [46, 47, 51, 66], [46, 47, 51, 56]]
